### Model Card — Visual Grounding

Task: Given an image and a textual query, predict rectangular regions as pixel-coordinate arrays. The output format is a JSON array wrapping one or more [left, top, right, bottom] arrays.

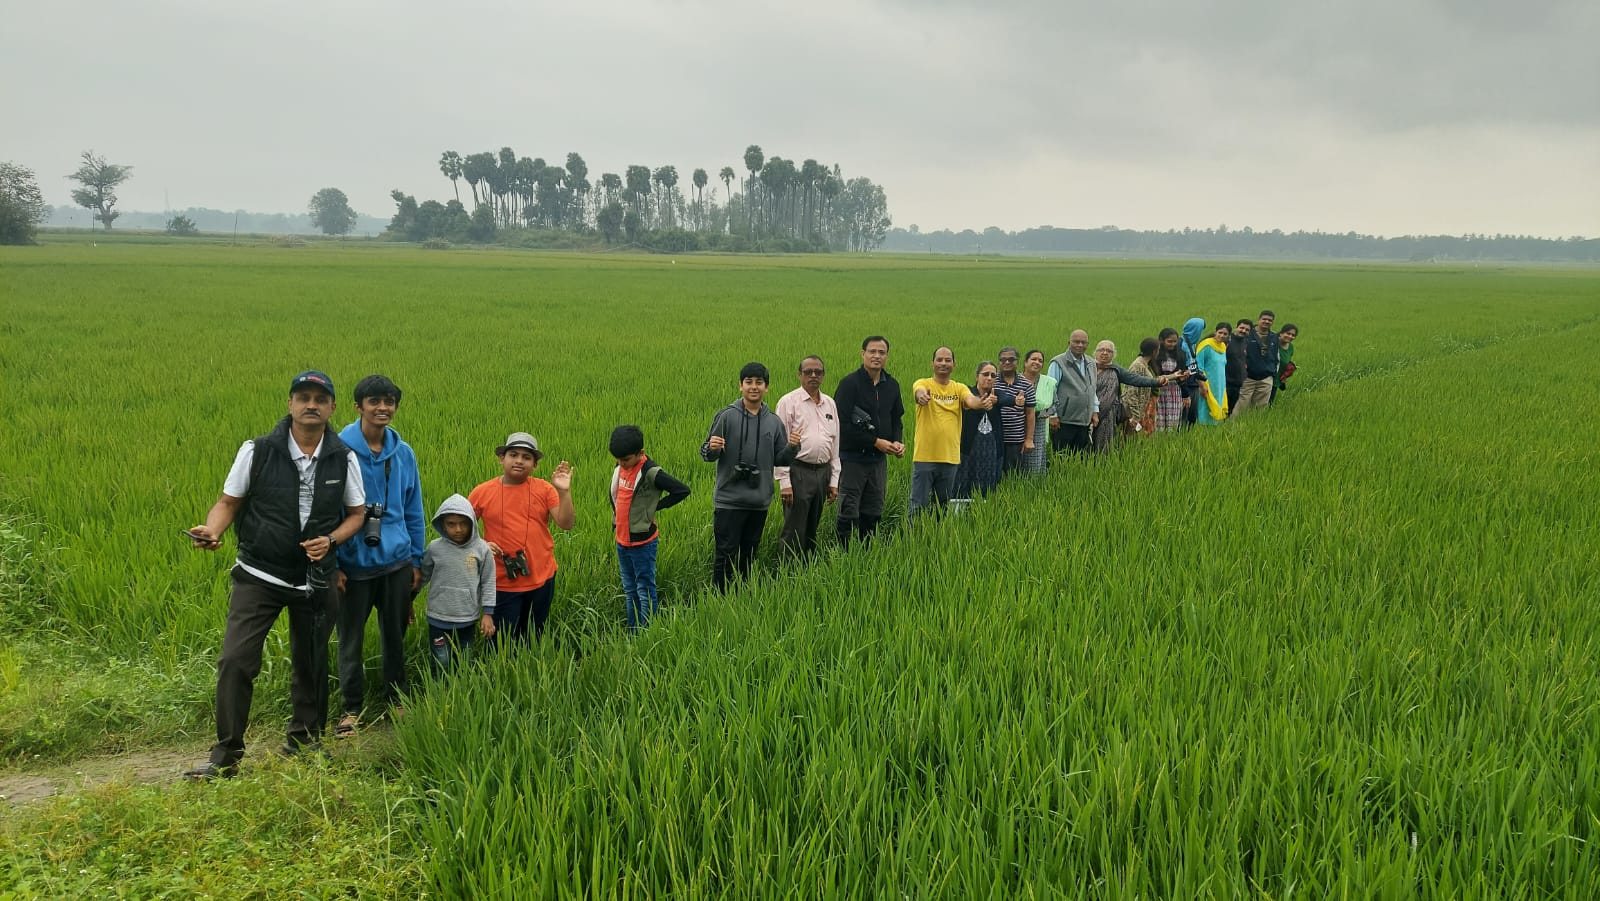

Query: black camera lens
[[361, 504, 384, 547]]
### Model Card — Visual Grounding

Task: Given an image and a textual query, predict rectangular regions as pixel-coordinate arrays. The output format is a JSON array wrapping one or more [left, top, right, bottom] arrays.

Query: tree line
[[384, 145, 892, 252], [883, 224, 1600, 263]]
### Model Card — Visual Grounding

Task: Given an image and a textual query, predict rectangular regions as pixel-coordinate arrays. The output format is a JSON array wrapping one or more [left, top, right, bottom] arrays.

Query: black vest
[[235, 416, 351, 586]]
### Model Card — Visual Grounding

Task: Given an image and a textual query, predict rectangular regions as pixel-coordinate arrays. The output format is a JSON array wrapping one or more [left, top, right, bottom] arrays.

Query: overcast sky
[[5, 0, 1596, 236]]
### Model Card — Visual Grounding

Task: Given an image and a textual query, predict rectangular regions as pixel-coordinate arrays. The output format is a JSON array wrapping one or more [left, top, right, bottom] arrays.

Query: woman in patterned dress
[[957, 361, 1004, 499], [1151, 328, 1188, 432], [1121, 337, 1162, 438], [1021, 349, 1054, 473]]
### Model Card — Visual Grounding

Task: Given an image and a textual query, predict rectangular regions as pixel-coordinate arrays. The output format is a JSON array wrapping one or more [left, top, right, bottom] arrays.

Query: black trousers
[[836, 458, 886, 548], [336, 566, 412, 715], [210, 568, 335, 767], [779, 461, 831, 558], [493, 575, 556, 645], [1052, 423, 1091, 453], [713, 507, 768, 590]]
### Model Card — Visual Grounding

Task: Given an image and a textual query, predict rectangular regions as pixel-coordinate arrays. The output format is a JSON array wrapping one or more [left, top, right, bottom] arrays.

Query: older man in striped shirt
[[774, 355, 842, 559]]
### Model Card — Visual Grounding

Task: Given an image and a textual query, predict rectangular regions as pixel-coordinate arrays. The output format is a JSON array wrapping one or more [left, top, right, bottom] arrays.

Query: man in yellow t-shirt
[[909, 346, 993, 518]]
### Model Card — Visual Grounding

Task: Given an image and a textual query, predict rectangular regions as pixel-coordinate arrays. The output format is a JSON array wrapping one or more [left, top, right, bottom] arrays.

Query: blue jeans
[[428, 622, 475, 672], [908, 462, 958, 519], [617, 540, 659, 630]]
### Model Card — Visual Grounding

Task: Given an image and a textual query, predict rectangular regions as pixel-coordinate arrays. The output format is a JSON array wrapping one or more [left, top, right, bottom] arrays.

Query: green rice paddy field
[[2, 243, 1598, 896]]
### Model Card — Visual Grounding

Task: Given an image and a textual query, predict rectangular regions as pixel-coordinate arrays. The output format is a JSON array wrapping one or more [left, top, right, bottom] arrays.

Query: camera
[[361, 504, 385, 547], [733, 462, 762, 487], [503, 548, 530, 581]]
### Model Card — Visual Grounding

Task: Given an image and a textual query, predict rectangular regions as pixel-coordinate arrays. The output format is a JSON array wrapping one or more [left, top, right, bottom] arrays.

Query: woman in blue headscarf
[[1180, 317, 1208, 426]]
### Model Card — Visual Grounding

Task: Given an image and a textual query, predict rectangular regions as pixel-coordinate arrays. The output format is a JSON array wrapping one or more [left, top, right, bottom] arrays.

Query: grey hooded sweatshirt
[[420, 493, 496, 627]]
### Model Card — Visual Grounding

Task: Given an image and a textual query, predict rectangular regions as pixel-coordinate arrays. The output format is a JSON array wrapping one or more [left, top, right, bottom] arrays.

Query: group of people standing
[[181, 314, 1298, 779]]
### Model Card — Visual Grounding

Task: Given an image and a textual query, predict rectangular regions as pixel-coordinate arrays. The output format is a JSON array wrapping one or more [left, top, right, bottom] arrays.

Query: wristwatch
[[326, 534, 338, 549]]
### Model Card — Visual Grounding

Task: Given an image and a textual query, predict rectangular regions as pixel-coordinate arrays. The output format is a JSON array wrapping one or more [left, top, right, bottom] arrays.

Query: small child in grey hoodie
[[419, 494, 496, 671]]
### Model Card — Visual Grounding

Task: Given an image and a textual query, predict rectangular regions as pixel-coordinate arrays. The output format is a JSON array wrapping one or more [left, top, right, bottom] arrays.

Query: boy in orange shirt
[[468, 432, 575, 644], [608, 425, 691, 631]]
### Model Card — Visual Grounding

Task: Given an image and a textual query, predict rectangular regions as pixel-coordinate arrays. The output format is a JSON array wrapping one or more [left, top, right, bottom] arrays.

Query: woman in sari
[[1151, 328, 1188, 432], [1021, 349, 1054, 474], [1121, 337, 1161, 438], [957, 361, 1004, 499], [1194, 321, 1231, 425], [1091, 340, 1167, 452]]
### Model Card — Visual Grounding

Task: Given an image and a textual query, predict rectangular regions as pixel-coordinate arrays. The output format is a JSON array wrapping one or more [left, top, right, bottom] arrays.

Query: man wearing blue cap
[[183, 370, 367, 780]]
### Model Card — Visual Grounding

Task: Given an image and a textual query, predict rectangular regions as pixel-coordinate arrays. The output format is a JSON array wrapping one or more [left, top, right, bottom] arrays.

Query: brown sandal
[[334, 713, 360, 738]]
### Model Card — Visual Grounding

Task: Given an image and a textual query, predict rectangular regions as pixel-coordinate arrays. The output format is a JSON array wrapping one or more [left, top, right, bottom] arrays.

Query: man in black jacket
[[183, 371, 367, 780], [832, 336, 905, 548], [1225, 318, 1251, 414], [1236, 310, 1281, 415]]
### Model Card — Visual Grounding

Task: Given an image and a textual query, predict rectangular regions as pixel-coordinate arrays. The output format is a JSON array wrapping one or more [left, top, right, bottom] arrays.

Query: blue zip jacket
[[335, 421, 426, 577]]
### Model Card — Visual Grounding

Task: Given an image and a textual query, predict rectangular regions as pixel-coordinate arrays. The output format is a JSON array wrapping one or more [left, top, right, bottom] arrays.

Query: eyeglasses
[[801, 369, 825, 377], [998, 356, 1018, 363]]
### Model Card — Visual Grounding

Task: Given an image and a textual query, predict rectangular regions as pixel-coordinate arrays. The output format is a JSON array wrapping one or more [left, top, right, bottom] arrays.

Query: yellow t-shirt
[[911, 378, 970, 464]]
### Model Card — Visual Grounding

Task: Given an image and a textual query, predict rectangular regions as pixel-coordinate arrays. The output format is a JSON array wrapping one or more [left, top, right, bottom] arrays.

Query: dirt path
[[0, 747, 197, 806]]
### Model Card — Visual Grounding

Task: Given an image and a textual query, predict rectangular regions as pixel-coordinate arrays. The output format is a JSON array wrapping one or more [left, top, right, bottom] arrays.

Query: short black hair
[[609, 424, 644, 458], [739, 361, 769, 383], [1280, 323, 1298, 335], [353, 374, 402, 405], [1259, 309, 1275, 319], [862, 335, 889, 351], [1236, 319, 1252, 328]]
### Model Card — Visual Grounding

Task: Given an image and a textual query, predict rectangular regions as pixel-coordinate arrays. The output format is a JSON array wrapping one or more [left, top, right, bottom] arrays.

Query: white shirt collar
[[288, 432, 326, 462]]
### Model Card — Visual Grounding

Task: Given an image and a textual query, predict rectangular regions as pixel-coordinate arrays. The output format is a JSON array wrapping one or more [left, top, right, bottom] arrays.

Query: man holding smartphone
[[182, 370, 366, 780]]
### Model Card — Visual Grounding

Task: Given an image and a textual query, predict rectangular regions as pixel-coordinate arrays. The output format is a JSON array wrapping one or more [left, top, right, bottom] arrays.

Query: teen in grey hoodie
[[699, 362, 801, 590], [419, 494, 496, 671]]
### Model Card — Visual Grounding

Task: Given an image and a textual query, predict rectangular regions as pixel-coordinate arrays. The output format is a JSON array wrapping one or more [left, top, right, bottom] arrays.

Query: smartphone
[[181, 528, 215, 544]]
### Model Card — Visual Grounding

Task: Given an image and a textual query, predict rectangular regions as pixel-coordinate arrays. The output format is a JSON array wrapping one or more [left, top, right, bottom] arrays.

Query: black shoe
[[278, 741, 327, 758], [183, 762, 236, 782]]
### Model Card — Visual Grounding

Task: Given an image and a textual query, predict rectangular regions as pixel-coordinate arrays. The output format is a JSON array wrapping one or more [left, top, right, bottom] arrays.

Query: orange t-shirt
[[468, 477, 560, 587], [613, 458, 648, 547]]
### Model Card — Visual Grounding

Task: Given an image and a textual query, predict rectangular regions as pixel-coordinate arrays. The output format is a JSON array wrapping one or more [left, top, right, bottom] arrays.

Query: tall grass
[[2, 244, 1597, 892], [394, 321, 1598, 895]]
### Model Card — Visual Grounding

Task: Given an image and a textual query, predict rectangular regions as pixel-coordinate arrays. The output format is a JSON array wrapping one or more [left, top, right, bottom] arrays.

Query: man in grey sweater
[[700, 362, 802, 590], [1048, 329, 1101, 454]]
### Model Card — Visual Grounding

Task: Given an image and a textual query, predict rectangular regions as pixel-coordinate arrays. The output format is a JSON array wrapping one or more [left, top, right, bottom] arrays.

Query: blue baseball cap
[[289, 370, 336, 398]]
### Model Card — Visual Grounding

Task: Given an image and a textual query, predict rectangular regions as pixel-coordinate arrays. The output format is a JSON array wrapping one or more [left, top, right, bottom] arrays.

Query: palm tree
[[439, 151, 464, 204], [719, 166, 735, 233], [653, 166, 679, 229], [692, 168, 709, 231], [743, 145, 764, 235]]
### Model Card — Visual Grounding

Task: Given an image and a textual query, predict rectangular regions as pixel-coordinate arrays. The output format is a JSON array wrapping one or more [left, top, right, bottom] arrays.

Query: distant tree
[[718, 166, 736, 233], [68, 151, 133, 230], [467, 203, 496, 242], [308, 187, 358, 236], [462, 152, 495, 209], [622, 208, 642, 243], [439, 151, 464, 203], [597, 201, 624, 244], [653, 166, 679, 229], [0, 162, 49, 244], [692, 168, 708, 231], [743, 145, 764, 234], [165, 214, 199, 236]]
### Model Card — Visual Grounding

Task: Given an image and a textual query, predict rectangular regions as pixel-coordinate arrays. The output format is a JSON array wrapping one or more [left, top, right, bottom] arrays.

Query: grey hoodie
[[700, 401, 799, 510], [420, 493, 496, 627]]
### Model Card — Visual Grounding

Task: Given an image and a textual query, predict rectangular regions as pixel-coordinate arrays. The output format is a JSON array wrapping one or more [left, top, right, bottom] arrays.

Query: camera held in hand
[[361, 503, 385, 547], [733, 462, 762, 487], [503, 548, 531, 581]]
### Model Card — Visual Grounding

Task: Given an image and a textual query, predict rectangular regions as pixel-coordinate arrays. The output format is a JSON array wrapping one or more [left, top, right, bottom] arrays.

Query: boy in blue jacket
[[333, 374, 426, 735]]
